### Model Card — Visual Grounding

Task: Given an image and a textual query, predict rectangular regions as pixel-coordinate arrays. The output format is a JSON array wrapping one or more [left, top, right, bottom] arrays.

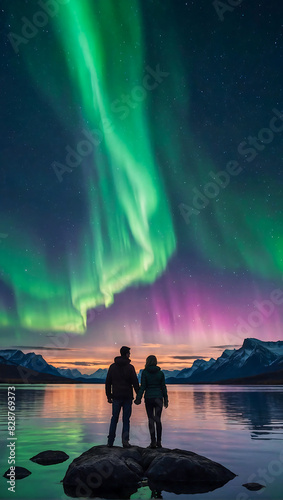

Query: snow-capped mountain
[[0, 349, 62, 377], [57, 368, 108, 379], [176, 357, 216, 379], [170, 339, 283, 383], [57, 368, 83, 379], [0, 350, 108, 381], [90, 368, 108, 379]]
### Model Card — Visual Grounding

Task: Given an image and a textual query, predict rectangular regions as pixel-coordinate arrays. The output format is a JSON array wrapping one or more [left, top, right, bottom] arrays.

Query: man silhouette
[[105, 346, 139, 448]]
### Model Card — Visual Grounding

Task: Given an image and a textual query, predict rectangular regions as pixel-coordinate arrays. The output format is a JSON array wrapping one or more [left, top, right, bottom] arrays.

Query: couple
[[105, 346, 168, 449]]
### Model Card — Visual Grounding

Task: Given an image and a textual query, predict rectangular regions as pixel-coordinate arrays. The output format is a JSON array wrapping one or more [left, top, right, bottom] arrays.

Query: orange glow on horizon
[[44, 343, 217, 374]]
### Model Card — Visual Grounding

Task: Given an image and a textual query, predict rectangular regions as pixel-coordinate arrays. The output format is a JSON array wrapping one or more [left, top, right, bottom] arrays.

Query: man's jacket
[[105, 356, 139, 400]]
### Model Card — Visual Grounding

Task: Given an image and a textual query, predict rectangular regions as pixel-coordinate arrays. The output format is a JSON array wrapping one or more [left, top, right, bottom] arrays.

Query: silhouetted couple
[[105, 346, 168, 448]]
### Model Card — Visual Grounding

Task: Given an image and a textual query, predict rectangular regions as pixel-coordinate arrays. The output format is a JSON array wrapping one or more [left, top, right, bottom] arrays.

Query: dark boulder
[[63, 446, 142, 497], [30, 450, 69, 465], [63, 445, 236, 498], [243, 482, 265, 491], [146, 447, 234, 482], [3, 466, 31, 480], [145, 447, 236, 494]]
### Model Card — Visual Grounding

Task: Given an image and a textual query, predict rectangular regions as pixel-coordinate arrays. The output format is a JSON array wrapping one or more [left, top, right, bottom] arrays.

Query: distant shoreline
[[1, 365, 283, 385], [1, 379, 282, 385]]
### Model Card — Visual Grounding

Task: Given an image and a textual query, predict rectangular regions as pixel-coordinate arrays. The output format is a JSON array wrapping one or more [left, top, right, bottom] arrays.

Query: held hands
[[134, 398, 141, 405]]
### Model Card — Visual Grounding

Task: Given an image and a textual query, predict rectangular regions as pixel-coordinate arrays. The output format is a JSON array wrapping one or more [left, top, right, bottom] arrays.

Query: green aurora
[[1, 0, 176, 333]]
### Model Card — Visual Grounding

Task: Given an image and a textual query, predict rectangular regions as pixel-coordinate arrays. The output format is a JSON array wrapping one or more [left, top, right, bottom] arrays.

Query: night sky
[[1, 0, 283, 372]]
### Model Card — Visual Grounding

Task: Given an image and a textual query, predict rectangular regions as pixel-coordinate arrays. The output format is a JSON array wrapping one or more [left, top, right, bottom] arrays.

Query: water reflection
[[150, 489, 163, 498], [63, 471, 233, 499], [193, 389, 283, 440], [0, 384, 282, 500], [0, 385, 45, 417]]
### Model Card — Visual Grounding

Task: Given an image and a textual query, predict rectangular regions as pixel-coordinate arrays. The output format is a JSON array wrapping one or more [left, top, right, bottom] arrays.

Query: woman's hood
[[145, 365, 160, 373]]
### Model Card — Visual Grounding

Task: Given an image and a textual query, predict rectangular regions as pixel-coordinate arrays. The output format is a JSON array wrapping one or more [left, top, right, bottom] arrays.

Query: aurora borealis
[[1, 0, 283, 368], [2, 0, 176, 333]]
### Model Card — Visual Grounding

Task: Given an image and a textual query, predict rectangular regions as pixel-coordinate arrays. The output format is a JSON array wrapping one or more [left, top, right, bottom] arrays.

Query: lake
[[0, 384, 283, 500]]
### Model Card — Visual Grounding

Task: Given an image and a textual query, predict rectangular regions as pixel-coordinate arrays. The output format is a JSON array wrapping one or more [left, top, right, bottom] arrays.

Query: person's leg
[[108, 399, 122, 445], [122, 399, 132, 445], [154, 398, 163, 445], [145, 398, 156, 445]]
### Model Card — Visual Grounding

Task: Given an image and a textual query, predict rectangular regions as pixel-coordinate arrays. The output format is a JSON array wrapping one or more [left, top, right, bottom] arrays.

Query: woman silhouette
[[134, 355, 168, 448]]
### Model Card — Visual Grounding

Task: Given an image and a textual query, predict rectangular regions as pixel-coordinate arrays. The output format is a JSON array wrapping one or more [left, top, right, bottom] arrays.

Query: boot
[[122, 442, 132, 448]]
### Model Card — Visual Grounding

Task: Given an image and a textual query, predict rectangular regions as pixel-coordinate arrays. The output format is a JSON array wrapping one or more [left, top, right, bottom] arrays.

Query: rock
[[145, 447, 236, 495], [3, 466, 31, 479], [146, 447, 234, 483], [63, 445, 236, 497], [125, 458, 144, 477], [63, 446, 142, 498], [30, 450, 69, 465], [243, 482, 265, 491]]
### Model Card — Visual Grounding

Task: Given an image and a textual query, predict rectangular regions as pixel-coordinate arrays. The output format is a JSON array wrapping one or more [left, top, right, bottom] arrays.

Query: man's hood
[[145, 365, 160, 373], [114, 356, 131, 365]]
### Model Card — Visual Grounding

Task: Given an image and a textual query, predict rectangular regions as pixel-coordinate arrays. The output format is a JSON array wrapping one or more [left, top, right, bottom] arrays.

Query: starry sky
[[1, 0, 283, 372]]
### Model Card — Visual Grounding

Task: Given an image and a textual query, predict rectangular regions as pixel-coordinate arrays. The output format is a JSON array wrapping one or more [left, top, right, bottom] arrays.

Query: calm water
[[0, 384, 283, 500]]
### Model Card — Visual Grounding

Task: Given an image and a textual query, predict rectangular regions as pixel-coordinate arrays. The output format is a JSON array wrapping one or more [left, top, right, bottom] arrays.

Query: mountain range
[[0, 350, 105, 384], [0, 338, 282, 384], [167, 338, 283, 383]]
